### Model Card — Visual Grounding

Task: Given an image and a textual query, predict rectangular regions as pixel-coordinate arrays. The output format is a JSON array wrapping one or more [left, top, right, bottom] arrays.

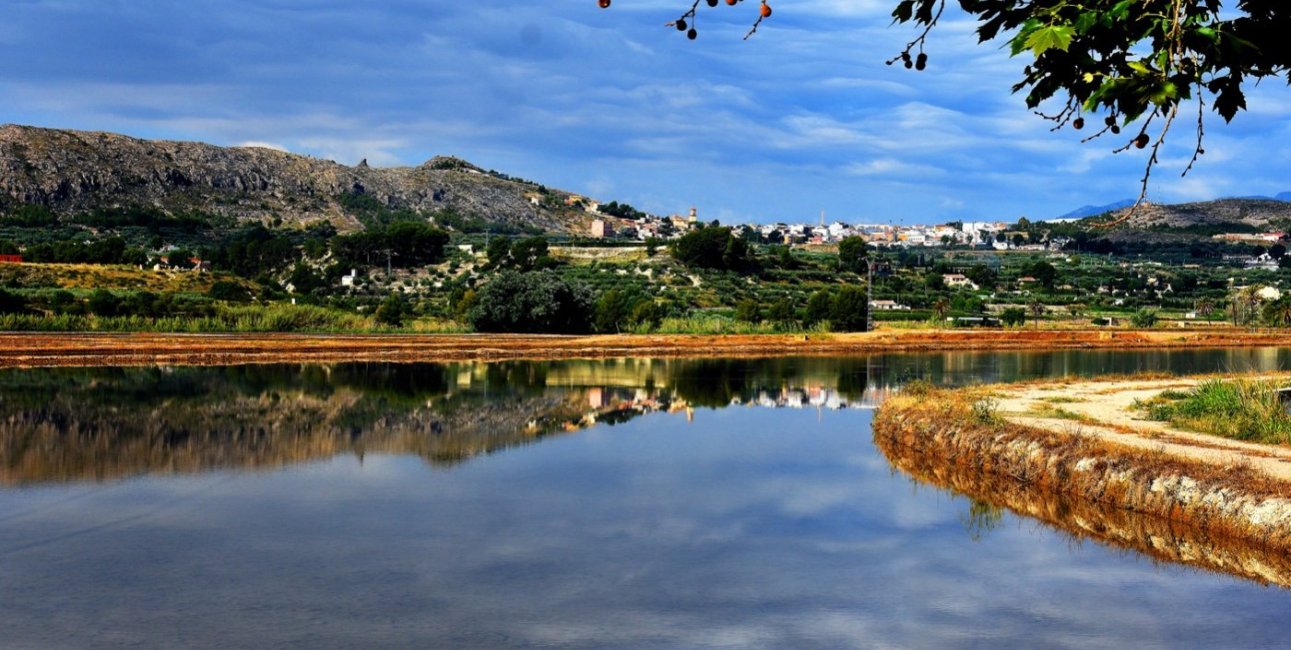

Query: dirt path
[[4, 328, 1291, 368], [995, 375, 1291, 484]]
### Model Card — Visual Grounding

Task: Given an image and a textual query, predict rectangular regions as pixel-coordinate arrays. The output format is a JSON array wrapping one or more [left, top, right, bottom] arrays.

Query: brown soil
[[3, 328, 1291, 368]]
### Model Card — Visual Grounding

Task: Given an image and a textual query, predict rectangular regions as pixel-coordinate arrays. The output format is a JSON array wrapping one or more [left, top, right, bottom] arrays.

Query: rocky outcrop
[[0, 124, 587, 233]]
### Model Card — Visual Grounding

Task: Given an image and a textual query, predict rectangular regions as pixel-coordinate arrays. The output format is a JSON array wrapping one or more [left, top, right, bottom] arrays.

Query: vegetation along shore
[[873, 375, 1291, 585], [10, 329, 1291, 368], [7, 127, 1291, 337]]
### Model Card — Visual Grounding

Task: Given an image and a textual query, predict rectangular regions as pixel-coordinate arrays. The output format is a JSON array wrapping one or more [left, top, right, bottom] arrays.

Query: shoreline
[[4, 328, 1291, 368], [873, 377, 1291, 586]]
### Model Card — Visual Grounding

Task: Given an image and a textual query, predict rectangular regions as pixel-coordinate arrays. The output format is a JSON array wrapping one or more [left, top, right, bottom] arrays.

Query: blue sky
[[2, 0, 1290, 224]]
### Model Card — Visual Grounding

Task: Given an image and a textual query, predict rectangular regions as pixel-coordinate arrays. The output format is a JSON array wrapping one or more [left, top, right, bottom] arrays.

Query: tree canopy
[[890, 1, 1289, 204], [607, 1, 1291, 211]]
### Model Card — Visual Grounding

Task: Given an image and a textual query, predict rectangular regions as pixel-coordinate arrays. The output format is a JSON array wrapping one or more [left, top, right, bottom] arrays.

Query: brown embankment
[[873, 392, 1291, 587], [3, 328, 1291, 368]]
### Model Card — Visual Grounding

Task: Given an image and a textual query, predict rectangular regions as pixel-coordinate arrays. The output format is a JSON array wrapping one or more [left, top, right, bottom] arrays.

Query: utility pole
[[866, 253, 874, 332]]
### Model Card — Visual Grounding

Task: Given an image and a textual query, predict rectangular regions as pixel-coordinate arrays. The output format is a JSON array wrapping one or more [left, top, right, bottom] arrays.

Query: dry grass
[[0, 262, 233, 293], [875, 388, 1291, 559], [1142, 378, 1291, 445]]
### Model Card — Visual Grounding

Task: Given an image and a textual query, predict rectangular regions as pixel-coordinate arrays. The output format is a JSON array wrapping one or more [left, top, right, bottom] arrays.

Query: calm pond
[[2, 348, 1291, 649]]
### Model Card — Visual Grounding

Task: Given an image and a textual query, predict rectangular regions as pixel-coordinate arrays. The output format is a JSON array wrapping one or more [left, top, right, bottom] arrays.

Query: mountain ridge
[[0, 124, 589, 233]]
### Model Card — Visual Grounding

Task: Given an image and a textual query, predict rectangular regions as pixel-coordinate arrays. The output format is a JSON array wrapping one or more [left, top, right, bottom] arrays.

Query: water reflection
[[876, 428, 1291, 588], [4, 350, 1291, 647], [5, 347, 1291, 487]]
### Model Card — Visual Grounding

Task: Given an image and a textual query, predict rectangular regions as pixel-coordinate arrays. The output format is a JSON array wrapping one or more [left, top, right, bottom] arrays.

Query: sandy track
[[996, 375, 1291, 485]]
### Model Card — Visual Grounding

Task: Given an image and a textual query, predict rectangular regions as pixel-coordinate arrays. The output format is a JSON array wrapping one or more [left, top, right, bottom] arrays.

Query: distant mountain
[[0, 124, 590, 234], [1058, 199, 1136, 219], [1060, 192, 1291, 221], [1090, 198, 1291, 246]]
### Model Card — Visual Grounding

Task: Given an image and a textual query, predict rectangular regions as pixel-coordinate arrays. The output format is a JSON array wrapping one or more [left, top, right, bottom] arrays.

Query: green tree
[[830, 286, 869, 332], [891, 2, 1280, 133], [595, 288, 655, 333], [1027, 299, 1047, 327], [510, 236, 555, 271], [1263, 297, 1291, 327], [804, 289, 834, 326], [49, 290, 76, 314], [768, 296, 796, 324], [208, 280, 251, 302], [671, 226, 751, 271], [0, 288, 25, 314], [734, 298, 761, 323], [1001, 307, 1026, 327], [470, 271, 595, 334], [486, 237, 512, 268], [166, 248, 193, 269], [629, 300, 663, 331], [376, 293, 408, 327], [1130, 307, 1159, 328], [87, 289, 120, 317], [837, 236, 869, 274], [965, 264, 997, 290], [1024, 261, 1058, 289]]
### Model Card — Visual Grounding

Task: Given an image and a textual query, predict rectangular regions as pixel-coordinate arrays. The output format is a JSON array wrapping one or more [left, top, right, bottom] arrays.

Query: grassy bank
[[1141, 379, 1291, 444], [874, 395, 1291, 587], [874, 385, 1291, 560]]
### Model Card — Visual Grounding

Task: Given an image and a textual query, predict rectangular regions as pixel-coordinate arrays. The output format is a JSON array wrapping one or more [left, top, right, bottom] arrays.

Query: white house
[[870, 300, 911, 311], [943, 274, 979, 290]]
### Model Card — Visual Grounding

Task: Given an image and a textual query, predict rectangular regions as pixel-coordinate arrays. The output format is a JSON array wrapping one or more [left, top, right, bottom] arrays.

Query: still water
[[2, 348, 1291, 648]]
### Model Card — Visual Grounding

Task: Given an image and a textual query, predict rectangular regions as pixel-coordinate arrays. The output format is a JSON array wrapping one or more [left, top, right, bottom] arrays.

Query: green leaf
[[1149, 82, 1179, 105], [1074, 13, 1097, 35], [892, 0, 915, 23], [1024, 25, 1075, 56], [1109, 0, 1134, 21]]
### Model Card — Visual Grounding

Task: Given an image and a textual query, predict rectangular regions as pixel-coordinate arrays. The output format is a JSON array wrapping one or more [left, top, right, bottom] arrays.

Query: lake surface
[[3, 348, 1291, 648]]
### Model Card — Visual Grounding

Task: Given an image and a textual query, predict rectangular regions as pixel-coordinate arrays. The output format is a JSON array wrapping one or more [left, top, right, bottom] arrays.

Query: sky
[[2, 0, 1290, 225]]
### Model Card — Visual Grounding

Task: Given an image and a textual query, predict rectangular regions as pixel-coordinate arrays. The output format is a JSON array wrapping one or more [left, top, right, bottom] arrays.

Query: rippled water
[[2, 349, 1290, 648]]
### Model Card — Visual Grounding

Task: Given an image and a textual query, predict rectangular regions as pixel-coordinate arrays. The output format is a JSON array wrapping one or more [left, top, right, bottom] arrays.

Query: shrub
[[375, 293, 408, 327], [1130, 308, 1159, 328], [470, 270, 594, 333], [804, 289, 833, 326], [1001, 307, 1026, 327], [208, 280, 252, 302], [971, 396, 1001, 424], [768, 297, 796, 324], [734, 299, 761, 323], [0, 288, 25, 314], [88, 289, 121, 317], [593, 286, 655, 333], [830, 286, 869, 332]]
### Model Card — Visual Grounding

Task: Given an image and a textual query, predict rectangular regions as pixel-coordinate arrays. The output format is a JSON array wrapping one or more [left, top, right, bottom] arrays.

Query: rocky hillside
[[1109, 198, 1291, 230], [0, 124, 590, 233]]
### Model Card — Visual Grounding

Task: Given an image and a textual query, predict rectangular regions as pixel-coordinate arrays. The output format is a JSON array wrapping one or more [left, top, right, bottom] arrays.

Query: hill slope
[[1104, 198, 1291, 232], [0, 124, 589, 233]]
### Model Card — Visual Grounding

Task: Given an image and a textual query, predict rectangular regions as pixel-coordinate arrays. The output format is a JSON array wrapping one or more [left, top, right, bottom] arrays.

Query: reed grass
[[1146, 379, 1291, 445], [0, 304, 471, 334]]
